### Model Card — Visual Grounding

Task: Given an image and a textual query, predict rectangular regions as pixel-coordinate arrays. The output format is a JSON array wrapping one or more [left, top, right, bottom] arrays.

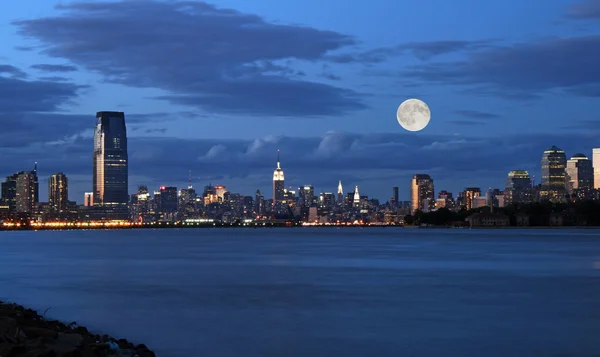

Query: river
[[1, 228, 599, 356]]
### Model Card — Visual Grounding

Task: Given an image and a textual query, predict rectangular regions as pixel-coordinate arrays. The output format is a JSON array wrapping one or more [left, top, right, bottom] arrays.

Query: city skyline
[[1, 0, 600, 201]]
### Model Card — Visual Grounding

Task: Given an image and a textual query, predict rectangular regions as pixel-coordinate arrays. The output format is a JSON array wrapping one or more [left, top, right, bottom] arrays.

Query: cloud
[[30, 64, 77, 72], [0, 64, 27, 78], [454, 110, 501, 119], [401, 35, 600, 97], [15, 0, 367, 117], [327, 39, 496, 63], [565, 0, 600, 21]]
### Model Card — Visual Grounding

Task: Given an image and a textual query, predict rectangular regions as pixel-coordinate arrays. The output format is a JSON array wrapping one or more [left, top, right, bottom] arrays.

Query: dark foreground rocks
[[0, 301, 156, 357]]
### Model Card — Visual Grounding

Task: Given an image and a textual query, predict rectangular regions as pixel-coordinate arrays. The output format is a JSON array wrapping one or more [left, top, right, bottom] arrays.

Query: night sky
[[1, 0, 599, 202]]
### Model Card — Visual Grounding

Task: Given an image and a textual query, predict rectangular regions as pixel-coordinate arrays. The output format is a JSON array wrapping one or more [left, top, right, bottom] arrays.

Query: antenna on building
[[188, 170, 193, 189], [34, 162, 38, 173]]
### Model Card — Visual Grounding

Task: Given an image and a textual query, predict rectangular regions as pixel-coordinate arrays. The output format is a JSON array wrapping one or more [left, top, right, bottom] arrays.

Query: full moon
[[396, 99, 431, 132]]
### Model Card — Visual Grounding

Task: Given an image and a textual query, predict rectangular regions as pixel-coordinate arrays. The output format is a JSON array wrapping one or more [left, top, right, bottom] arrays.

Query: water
[[1, 228, 599, 357]]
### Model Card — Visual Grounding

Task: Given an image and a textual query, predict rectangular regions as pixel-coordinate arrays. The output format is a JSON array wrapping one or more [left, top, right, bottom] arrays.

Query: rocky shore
[[0, 301, 155, 357]]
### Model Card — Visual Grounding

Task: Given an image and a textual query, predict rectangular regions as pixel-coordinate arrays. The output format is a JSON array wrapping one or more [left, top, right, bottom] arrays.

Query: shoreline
[[0, 301, 155, 356]]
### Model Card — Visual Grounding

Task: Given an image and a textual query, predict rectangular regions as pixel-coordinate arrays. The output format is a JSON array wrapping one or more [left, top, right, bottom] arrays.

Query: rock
[[117, 339, 130, 349], [20, 348, 57, 357], [0, 316, 18, 334], [56, 333, 84, 347], [0, 344, 28, 357], [22, 326, 59, 339]]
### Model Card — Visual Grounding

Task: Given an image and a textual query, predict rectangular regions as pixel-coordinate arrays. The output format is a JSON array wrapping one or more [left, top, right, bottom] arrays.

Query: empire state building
[[273, 150, 285, 202]]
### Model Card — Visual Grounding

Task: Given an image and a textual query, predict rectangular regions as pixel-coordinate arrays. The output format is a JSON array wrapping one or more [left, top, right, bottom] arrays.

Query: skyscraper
[[93, 111, 128, 219], [566, 154, 594, 199], [410, 174, 434, 213], [593, 148, 600, 190], [1, 173, 19, 211], [273, 150, 285, 202], [540, 145, 567, 202], [84, 192, 94, 207], [48, 172, 68, 213], [392, 186, 399, 208], [353, 186, 360, 207], [505, 170, 532, 206], [299, 185, 315, 207], [337, 180, 344, 203], [15, 164, 39, 214], [462, 187, 481, 210]]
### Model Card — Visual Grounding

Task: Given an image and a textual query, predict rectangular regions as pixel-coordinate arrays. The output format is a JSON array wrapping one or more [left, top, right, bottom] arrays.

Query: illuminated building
[[157, 186, 178, 221], [15, 164, 39, 213], [84, 192, 94, 207], [299, 185, 315, 207], [93, 111, 128, 219], [505, 170, 532, 205], [215, 185, 228, 202], [436, 190, 454, 209], [566, 154, 594, 199], [540, 145, 567, 202], [48, 172, 68, 213], [337, 180, 344, 203], [203, 184, 218, 205], [273, 150, 285, 202], [593, 148, 600, 189], [410, 174, 434, 213], [319, 192, 335, 208], [462, 187, 481, 210], [255, 189, 264, 215], [353, 186, 360, 207], [1, 173, 19, 211]]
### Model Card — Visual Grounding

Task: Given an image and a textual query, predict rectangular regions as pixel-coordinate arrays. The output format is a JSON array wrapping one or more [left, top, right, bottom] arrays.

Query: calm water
[[1, 228, 599, 357]]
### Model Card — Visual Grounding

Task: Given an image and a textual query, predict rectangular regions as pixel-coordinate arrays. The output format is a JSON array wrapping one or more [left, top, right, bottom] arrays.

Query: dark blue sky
[[1, 0, 599, 202]]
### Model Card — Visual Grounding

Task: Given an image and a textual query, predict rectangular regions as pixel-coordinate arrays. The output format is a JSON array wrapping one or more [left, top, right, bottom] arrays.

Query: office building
[[1, 173, 19, 211], [48, 172, 68, 213], [540, 145, 567, 202], [463, 187, 481, 210], [593, 148, 600, 190], [353, 186, 360, 207], [566, 153, 594, 199], [505, 170, 532, 205], [337, 180, 344, 203], [84, 192, 94, 207], [93, 111, 129, 219], [299, 185, 315, 207], [273, 150, 285, 202], [15, 164, 39, 213], [410, 174, 434, 213], [391, 186, 399, 208]]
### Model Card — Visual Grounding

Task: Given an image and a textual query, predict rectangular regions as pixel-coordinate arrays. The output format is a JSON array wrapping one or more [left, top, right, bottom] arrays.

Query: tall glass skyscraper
[[93, 111, 128, 220], [593, 148, 600, 190], [566, 154, 594, 199], [410, 174, 434, 213], [541, 145, 567, 202], [48, 172, 69, 214]]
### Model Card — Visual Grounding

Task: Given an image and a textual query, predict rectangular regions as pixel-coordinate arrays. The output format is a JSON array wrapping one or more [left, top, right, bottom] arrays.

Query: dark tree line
[[404, 201, 600, 227]]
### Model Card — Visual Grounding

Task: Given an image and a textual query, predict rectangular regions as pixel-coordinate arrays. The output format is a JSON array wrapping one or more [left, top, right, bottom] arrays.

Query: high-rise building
[[255, 189, 264, 215], [392, 186, 399, 208], [15, 164, 39, 214], [93, 111, 129, 219], [436, 190, 454, 209], [410, 174, 434, 213], [273, 150, 285, 202], [299, 185, 315, 207], [540, 145, 567, 202], [566, 153, 594, 199], [157, 186, 178, 221], [84, 192, 94, 207], [1, 173, 19, 211], [593, 148, 600, 190], [505, 170, 532, 206], [353, 186, 360, 207], [462, 187, 481, 210], [337, 180, 344, 203], [48, 172, 68, 213]]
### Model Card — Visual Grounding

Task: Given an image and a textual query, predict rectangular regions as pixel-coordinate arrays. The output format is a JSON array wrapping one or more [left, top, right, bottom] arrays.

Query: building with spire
[[273, 150, 285, 202], [353, 186, 360, 207], [337, 180, 344, 204]]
